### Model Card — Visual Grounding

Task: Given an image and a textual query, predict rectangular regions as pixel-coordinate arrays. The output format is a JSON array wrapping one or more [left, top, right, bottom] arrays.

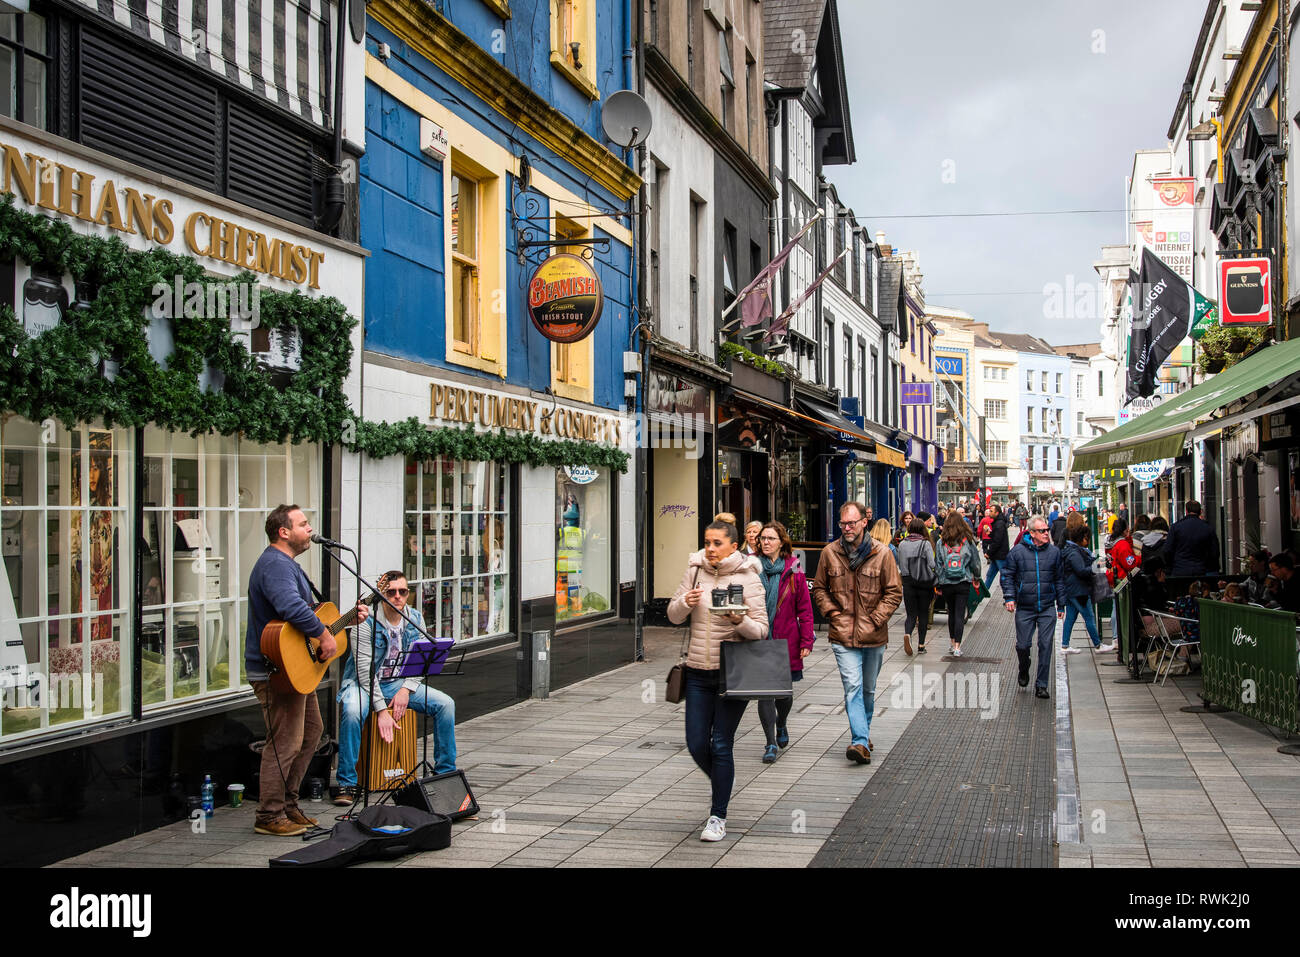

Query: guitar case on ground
[[268, 804, 451, 868]]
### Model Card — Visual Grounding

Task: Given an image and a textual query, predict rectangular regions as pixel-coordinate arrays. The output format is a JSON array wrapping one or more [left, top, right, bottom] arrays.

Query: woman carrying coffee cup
[[667, 519, 769, 843]]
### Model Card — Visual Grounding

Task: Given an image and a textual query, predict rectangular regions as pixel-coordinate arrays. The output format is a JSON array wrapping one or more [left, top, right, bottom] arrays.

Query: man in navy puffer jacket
[[1001, 515, 1066, 698]]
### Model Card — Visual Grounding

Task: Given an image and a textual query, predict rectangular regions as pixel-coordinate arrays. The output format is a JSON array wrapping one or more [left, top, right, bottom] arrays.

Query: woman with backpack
[[1060, 524, 1113, 654], [935, 511, 982, 657], [754, 521, 815, 763], [897, 517, 937, 656]]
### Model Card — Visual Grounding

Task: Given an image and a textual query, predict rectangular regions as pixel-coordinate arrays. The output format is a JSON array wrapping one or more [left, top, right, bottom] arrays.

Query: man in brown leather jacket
[[812, 501, 903, 764]]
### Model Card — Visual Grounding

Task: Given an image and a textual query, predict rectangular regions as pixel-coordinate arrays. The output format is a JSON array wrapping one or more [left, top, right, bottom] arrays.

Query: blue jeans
[[1061, 596, 1101, 648], [831, 643, 885, 748], [983, 558, 1006, 592], [683, 667, 749, 819], [337, 681, 457, 787], [1015, 607, 1058, 691]]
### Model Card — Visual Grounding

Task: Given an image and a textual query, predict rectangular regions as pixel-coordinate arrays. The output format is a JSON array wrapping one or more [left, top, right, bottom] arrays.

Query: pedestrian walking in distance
[[981, 504, 1010, 595], [934, 511, 982, 657], [1060, 524, 1113, 654], [1163, 500, 1220, 576], [897, 517, 937, 656], [812, 501, 903, 765], [755, 521, 815, 763], [1001, 515, 1066, 698], [667, 519, 769, 843]]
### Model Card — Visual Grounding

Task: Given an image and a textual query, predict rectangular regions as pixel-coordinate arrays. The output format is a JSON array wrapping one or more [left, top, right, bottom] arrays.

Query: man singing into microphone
[[246, 505, 370, 836], [333, 570, 457, 806]]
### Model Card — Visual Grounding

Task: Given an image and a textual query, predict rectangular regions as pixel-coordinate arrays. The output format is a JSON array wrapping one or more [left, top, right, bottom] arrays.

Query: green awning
[[1072, 337, 1300, 473]]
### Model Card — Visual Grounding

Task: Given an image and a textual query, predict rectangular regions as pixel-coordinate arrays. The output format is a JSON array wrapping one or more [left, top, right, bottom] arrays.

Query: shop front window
[[1, 419, 132, 740], [556, 466, 613, 623], [142, 428, 319, 709], [404, 458, 510, 643]]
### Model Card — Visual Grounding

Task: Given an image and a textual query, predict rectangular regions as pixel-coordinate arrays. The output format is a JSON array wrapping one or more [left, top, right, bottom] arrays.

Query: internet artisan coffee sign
[[527, 253, 603, 343]]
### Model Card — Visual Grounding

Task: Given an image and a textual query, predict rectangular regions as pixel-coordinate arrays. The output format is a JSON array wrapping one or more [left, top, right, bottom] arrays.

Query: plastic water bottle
[[201, 774, 215, 818]]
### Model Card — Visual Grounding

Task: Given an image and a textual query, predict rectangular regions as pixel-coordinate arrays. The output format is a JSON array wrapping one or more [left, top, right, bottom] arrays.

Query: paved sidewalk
[[1058, 619, 1300, 868], [53, 605, 991, 868], [812, 598, 1056, 867]]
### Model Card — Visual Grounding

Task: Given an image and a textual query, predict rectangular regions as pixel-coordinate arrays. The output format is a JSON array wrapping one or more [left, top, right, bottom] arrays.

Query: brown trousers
[[252, 681, 322, 825]]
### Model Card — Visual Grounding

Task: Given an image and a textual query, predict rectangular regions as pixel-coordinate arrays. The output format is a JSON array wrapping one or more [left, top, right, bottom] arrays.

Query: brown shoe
[[285, 806, 318, 827], [846, 744, 871, 765], [903, 634, 913, 656], [254, 817, 309, 837]]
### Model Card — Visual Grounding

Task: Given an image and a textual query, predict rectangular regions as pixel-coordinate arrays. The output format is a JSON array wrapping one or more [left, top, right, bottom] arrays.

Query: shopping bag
[[968, 577, 990, 613], [718, 639, 793, 700]]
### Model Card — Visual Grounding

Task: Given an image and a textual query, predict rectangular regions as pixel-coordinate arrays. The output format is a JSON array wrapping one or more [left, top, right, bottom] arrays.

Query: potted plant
[[1226, 333, 1249, 353]]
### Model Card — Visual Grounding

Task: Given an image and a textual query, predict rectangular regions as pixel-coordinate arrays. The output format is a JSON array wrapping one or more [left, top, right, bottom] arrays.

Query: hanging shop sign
[[1219, 257, 1271, 326], [1127, 459, 1171, 483], [563, 465, 599, 485], [901, 382, 933, 405], [527, 253, 604, 343]]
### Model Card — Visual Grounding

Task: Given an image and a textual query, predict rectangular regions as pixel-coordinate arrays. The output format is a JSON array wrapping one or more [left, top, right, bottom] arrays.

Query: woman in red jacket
[[755, 521, 815, 763], [1106, 516, 1141, 585]]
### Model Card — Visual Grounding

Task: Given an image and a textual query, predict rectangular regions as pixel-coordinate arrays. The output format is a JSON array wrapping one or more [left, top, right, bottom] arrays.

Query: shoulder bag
[[664, 568, 700, 704]]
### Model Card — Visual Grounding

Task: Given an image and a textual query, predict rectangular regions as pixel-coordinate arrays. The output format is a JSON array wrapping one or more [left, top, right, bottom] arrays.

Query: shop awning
[[794, 398, 874, 453], [1072, 338, 1300, 472]]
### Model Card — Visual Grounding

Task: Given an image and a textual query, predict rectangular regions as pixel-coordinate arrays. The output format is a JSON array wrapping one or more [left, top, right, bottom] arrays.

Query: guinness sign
[[527, 253, 603, 343]]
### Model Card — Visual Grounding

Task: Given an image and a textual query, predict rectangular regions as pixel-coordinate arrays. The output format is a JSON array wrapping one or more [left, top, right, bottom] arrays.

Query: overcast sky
[[834, 0, 1205, 345]]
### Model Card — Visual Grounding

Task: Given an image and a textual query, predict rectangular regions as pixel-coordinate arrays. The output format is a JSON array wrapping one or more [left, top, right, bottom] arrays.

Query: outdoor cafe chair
[[1148, 611, 1200, 686]]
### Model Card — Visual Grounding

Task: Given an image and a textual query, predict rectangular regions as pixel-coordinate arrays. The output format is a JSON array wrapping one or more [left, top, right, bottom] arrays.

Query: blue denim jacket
[[340, 606, 427, 712]]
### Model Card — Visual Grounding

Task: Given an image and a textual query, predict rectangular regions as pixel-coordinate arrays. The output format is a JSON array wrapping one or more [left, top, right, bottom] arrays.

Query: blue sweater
[[244, 547, 324, 681], [1000, 539, 1067, 612]]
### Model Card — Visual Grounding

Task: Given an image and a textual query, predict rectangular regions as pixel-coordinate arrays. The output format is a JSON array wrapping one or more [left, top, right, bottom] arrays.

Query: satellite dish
[[602, 90, 652, 149]]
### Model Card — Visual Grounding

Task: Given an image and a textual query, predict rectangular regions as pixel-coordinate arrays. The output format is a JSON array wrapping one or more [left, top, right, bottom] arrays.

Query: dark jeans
[[901, 581, 934, 644], [940, 583, 969, 645], [684, 667, 749, 819], [758, 695, 795, 746], [1015, 607, 1058, 691], [252, 681, 322, 825]]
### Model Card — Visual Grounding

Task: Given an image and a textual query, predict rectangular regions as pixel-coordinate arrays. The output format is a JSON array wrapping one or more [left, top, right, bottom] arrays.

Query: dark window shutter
[[227, 100, 317, 227], [78, 25, 219, 191]]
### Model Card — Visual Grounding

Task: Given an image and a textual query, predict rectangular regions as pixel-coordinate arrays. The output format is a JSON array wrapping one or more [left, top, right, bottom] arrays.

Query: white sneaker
[[1064, 647, 1083, 655], [953, 647, 963, 657], [700, 816, 726, 842], [1095, 643, 1115, 653]]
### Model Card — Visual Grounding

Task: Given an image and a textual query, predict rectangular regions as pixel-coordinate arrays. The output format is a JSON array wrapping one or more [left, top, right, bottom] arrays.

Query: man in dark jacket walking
[[1163, 501, 1219, 576], [982, 505, 1011, 593], [1001, 515, 1066, 698]]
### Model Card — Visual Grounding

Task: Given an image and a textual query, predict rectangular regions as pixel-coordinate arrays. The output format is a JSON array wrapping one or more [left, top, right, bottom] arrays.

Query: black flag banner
[[1126, 248, 1194, 402]]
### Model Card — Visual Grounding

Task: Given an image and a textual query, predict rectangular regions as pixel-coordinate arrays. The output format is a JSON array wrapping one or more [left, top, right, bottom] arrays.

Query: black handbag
[[664, 569, 700, 704], [719, 638, 793, 700]]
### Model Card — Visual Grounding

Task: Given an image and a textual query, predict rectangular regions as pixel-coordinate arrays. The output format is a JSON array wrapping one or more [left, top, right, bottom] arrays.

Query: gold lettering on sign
[[185, 212, 212, 256], [3, 145, 37, 205], [0, 137, 329, 288], [423, 383, 621, 447]]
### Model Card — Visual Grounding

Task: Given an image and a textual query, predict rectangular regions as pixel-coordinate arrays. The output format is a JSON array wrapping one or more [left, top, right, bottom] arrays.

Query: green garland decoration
[[0, 196, 628, 472], [351, 419, 629, 471]]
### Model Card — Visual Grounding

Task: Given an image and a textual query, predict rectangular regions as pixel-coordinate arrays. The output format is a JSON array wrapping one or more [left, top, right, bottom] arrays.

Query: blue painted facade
[[360, 0, 635, 410]]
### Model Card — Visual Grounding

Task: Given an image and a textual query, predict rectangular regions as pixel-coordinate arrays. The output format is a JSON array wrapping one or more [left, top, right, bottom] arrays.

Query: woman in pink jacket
[[667, 519, 768, 843], [755, 521, 815, 763]]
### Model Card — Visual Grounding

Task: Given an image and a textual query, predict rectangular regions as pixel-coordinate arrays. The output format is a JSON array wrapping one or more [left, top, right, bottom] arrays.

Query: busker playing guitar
[[246, 504, 369, 836]]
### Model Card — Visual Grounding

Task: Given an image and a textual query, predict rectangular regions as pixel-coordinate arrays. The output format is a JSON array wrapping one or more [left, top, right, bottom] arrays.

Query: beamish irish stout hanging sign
[[527, 253, 604, 343]]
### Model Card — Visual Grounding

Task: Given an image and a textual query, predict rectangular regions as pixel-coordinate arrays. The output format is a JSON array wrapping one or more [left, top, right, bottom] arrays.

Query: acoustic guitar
[[261, 574, 390, 695]]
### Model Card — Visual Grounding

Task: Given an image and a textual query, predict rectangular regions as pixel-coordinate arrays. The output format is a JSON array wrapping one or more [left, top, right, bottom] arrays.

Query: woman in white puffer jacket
[[667, 519, 768, 843]]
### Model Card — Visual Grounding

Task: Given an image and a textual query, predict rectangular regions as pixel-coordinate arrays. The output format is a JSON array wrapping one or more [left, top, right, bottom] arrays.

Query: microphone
[[310, 533, 353, 551]]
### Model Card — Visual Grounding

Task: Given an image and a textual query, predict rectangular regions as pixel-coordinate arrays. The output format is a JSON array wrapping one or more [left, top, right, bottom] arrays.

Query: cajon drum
[[361, 710, 417, 791]]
